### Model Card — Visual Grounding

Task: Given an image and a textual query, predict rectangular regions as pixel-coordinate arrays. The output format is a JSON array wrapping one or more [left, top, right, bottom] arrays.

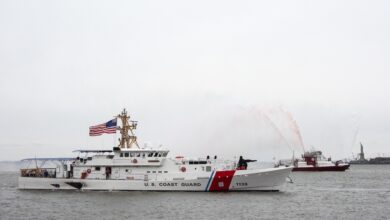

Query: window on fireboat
[[124, 153, 129, 157]]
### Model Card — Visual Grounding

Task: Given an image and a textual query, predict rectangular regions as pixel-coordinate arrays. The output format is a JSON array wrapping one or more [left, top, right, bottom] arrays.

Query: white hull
[[19, 166, 292, 192]]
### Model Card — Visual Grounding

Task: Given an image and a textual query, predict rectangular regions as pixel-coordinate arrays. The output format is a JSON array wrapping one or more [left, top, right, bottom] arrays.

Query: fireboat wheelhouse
[[19, 109, 293, 191]]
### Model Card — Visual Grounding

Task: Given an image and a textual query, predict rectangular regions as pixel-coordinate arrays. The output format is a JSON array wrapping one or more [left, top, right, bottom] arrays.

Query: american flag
[[89, 119, 117, 136]]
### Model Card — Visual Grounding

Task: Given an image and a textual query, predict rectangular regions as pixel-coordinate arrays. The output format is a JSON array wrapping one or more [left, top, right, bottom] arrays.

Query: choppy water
[[1, 165, 390, 220]]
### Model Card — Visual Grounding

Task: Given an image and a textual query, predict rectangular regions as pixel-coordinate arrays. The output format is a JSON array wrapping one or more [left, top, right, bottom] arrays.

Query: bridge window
[[120, 153, 123, 157], [163, 152, 168, 157], [154, 152, 158, 157], [206, 166, 211, 172], [147, 171, 150, 173], [124, 153, 129, 157], [148, 152, 153, 157], [164, 171, 168, 173], [158, 171, 162, 173], [152, 171, 156, 173], [130, 153, 135, 157]]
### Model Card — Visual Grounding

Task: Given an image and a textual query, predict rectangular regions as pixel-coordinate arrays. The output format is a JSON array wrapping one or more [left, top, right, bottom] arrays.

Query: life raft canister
[[133, 159, 138, 164], [86, 169, 91, 174], [180, 166, 186, 172]]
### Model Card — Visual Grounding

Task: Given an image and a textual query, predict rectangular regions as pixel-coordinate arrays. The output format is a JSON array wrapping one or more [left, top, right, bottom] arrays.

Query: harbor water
[[1, 165, 390, 220]]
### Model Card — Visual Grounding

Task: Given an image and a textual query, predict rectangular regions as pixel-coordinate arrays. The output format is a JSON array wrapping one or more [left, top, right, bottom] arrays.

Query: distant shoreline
[[0, 161, 20, 172]]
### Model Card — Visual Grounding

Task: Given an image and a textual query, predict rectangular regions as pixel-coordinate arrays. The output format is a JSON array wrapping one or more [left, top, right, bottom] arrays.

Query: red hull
[[292, 164, 350, 172]]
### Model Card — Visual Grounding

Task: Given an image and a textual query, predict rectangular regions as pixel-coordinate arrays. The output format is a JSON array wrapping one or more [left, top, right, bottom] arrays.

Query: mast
[[115, 109, 139, 149]]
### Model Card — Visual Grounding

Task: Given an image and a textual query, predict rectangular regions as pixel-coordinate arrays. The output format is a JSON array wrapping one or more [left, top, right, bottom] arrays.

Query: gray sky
[[0, 0, 389, 161]]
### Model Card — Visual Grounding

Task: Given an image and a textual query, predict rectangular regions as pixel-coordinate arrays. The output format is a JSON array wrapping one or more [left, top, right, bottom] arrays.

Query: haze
[[0, 0, 389, 161]]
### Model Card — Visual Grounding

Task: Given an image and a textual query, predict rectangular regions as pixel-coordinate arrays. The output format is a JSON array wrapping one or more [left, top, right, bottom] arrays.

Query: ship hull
[[292, 164, 350, 172], [18, 166, 293, 192]]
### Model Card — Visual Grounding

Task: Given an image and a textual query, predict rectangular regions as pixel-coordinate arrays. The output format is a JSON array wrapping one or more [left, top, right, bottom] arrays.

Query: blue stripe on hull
[[205, 171, 214, 192]]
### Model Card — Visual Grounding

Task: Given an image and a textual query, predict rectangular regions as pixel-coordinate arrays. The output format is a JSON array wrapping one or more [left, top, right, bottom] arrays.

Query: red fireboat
[[292, 151, 350, 172]]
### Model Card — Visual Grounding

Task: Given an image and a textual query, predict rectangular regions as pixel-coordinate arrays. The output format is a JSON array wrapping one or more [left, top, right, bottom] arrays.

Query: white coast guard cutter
[[18, 109, 293, 191]]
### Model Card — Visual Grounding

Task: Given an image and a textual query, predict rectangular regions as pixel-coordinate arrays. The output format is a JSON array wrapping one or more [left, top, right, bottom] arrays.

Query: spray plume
[[256, 110, 293, 152], [278, 107, 305, 152]]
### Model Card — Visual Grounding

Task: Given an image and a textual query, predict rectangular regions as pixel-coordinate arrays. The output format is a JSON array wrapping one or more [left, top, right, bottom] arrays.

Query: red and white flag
[[89, 119, 117, 136]]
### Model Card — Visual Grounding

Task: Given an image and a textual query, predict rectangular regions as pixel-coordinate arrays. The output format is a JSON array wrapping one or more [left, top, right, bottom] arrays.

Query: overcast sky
[[0, 0, 389, 161]]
